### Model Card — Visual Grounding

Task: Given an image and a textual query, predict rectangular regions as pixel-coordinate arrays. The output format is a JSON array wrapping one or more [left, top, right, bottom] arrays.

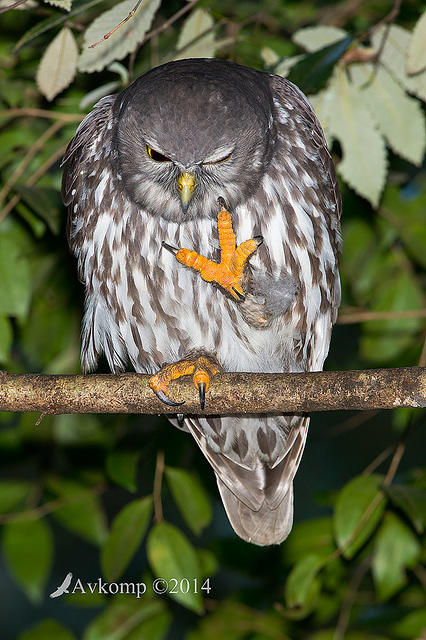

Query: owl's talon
[[162, 242, 178, 255], [232, 287, 246, 301], [253, 235, 264, 246], [177, 413, 185, 426], [153, 389, 185, 407], [198, 382, 206, 411]]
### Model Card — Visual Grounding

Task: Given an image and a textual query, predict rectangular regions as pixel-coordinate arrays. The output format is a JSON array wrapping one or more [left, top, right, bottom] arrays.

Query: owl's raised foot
[[163, 198, 262, 301], [149, 356, 221, 410]]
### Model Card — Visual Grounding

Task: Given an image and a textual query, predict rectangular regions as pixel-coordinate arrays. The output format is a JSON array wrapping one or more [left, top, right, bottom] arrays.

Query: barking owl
[[62, 58, 341, 546]]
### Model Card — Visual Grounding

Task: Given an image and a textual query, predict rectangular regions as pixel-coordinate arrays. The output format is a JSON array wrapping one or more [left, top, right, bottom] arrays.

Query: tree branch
[[0, 368, 424, 415]]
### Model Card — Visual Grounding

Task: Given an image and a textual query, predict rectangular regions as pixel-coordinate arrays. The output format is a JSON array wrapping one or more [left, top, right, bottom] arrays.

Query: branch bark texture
[[0, 368, 424, 416]]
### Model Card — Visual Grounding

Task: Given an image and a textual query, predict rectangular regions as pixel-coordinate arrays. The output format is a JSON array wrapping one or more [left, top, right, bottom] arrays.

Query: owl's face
[[112, 60, 275, 221]]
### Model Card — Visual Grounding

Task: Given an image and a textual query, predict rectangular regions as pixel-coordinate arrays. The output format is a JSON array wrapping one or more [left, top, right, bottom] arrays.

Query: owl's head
[[112, 59, 275, 221]]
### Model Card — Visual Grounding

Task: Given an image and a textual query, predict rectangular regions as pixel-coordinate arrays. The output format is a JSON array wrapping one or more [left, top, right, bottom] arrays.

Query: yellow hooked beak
[[177, 172, 196, 213]]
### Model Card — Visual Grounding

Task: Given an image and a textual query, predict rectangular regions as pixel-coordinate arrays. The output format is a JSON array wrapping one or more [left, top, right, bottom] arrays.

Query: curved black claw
[[198, 382, 206, 411], [217, 196, 227, 209], [253, 235, 264, 246], [153, 389, 184, 407], [232, 287, 246, 302], [177, 413, 185, 426], [161, 242, 179, 255]]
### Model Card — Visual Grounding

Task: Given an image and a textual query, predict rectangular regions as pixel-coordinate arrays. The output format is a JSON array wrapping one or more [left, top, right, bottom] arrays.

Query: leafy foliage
[[0, 1, 424, 639]]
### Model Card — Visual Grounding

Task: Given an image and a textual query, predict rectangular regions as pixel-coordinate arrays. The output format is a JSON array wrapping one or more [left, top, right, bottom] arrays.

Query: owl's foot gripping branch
[[149, 356, 221, 410], [162, 197, 263, 301]]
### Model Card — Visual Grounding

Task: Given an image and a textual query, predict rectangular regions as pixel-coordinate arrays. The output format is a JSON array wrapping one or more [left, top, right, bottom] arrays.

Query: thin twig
[[0, 108, 84, 121], [0, 484, 104, 525], [89, 0, 145, 48], [333, 557, 371, 640], [153, 450, 165, 523], [0, 119, 63, 206], [362, 444, 395, 476], [337, 308, 426, 324], [0, 0, 29, 14], [138, 0, 199, 49], [0, 142, 67, 223]]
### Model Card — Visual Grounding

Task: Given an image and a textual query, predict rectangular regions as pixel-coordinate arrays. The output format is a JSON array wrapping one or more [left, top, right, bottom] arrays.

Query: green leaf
[[360, 266, 424, 362], [334, 474, 386, 558], [147, 521, 203, 613], [293, 25, 348, 52], [407, 11, 426, 74], [324, 67, 387, 207], [78, 0, 162, 74], [350, 63, 425, 166], [106, 451, 140, 492], [18, 619, 75, 640], [0, 315, 12, 362], [44, 0, 72, 11], [101, 496, 152, 582], [83, 599, 169, 640], [390, 609, 426, 639], [48, 477, 107, 545], [372, 512, 421, 600], [3, 518, 53, 602], [285, 554, 324, 609], [287, 36, 352, 94], [283, 517, 335, 564], [197, 548, 218, 578], [175, 8, 218, 60], [13, 185, 63, 235], [0, 221, 32, 318], [36, 27, 78, 101], [384, 484, 426, 534], [165, 466, 212, 535], [0, 480, 31, 514], [371, 25, 426, 103]]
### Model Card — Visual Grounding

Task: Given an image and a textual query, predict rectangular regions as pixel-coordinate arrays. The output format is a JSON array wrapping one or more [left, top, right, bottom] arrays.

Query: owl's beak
[[177, 172, 196, 213]]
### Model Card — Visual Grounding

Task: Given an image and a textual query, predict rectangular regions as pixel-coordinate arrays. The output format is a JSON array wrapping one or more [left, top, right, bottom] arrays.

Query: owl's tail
[[180, 414, 309, 546], [216, 475, 294, 546]]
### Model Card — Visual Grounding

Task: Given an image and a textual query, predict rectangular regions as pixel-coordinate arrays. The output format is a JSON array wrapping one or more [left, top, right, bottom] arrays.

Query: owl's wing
[[61, 95, 128, 373], [178, 414, 309, 546]]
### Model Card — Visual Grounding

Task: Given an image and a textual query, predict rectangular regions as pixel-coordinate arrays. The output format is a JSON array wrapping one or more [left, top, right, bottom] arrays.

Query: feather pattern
[[62, 59, 341, 545]]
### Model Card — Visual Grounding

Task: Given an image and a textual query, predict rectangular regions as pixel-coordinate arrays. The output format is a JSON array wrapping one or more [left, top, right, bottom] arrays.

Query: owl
[[62, 58, 341, 546]]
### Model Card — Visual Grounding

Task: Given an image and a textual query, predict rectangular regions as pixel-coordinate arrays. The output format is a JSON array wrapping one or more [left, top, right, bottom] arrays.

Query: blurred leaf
[[283, 517, 335, 564], [0, 220, 32, 318], [407, 11, 426, 75], [78, 0, 162, 73], [390, 609, 426, 639], [14, 0, 106, 52], [147, 521, 202, 613], [47, 477, 107, 545], [79, 81, 120, 109], [324, 67, 387, 206], [285, 554, 324, 609], [65, 589, 106, 607], [36, 27, 78, 101], [14, 185, 63, 235], [360, 266, 424, 362], [287, 36, 352, 94], [101, 496, 152, 581], [165, 466, 212, 535], [44, 0, 72, 11], [83, 598, 170, 640], [293, 25, 348, 52], [384, 484, 426, 534], [371, 25, 426, 102], [350, 64, 425, 166], [0, 315, 12, 362], [53, 414, 108, 446], [19, 619, 75, 640], [106, 450, 140, 492], [381, 184, 426, 268], [0, 480, 31, 514], [275, 54, 304, 78], [3, 518, 53, 602], [372, 512, 421, 600], [334, 474, 386, 558], [175, 8, 217, 60], [197, 548, 218, 578]]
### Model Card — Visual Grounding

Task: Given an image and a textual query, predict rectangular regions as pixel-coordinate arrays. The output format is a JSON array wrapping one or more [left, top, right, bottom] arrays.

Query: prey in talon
[[162, 197, 263, 301]]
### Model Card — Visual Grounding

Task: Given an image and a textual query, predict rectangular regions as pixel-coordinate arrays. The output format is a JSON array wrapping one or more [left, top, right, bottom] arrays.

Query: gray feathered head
[[112, 59, 276, 221]]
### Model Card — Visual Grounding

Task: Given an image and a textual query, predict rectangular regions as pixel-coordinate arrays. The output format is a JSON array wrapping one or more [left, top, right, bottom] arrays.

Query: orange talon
[[149, 356, 221, 410], [174, 198, 262, 300]]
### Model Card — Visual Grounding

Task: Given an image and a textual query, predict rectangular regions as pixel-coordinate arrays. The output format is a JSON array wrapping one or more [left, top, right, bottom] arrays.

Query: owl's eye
[[203, 152, 232, 166], [146, 146, 171, 162]]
